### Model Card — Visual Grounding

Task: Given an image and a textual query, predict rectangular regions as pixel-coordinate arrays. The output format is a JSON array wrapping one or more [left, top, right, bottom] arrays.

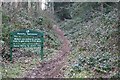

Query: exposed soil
[[23, 25, 71, 78]]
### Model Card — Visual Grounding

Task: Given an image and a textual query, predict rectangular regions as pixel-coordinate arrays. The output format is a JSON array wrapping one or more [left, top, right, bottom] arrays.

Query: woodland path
[[24, 25, 71, 78]]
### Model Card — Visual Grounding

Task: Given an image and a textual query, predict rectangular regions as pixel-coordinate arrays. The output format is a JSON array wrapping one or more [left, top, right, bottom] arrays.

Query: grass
[[1, 57, 40, 78], [1, 47, 60, 78]]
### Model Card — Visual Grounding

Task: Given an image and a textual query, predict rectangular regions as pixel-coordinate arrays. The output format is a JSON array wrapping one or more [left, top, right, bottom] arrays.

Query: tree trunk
[[51, 2, 54, 14], [37, 1, 42, 17], [101, 3, 104, 14], [15, 0, 18, 8], [0, 2, 2, 40], [28, 1, 32, 17]]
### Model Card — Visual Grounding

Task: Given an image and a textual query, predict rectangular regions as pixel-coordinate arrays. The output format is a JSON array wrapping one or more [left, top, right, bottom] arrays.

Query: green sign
[[10, 29, 44, 62]]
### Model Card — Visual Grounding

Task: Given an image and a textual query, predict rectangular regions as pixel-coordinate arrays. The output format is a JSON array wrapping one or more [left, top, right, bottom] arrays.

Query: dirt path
[[23, 25, 71, 78]]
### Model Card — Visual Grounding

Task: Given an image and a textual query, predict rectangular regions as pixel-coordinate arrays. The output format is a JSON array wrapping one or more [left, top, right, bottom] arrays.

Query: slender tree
[[0, 1, 2, 40], [28, 0, 32, 17], [37, 0, 42, 17]]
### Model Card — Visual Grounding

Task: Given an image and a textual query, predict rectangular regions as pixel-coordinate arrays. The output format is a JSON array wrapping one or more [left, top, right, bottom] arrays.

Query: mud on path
[[23, 25, 71, 78]]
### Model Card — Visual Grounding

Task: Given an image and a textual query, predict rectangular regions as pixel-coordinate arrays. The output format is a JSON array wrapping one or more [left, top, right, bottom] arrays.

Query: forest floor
[[21, 25, 71, 78]]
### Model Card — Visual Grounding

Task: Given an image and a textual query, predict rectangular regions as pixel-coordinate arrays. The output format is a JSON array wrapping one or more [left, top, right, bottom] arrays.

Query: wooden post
[[10, 33, 13, 62], [41, 33, 44, 60]]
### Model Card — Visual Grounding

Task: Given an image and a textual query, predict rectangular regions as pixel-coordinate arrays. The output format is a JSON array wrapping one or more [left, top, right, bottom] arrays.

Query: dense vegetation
[[0, 2, 119, 78], [1, 2, 61, 78], [58, 2, 119, 78]]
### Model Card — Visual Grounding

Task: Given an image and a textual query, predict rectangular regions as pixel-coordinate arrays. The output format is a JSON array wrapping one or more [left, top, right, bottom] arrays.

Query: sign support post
[[41, 34, 44, 60], [10, 47, 12, 62], [10, 33, 13, 62]]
